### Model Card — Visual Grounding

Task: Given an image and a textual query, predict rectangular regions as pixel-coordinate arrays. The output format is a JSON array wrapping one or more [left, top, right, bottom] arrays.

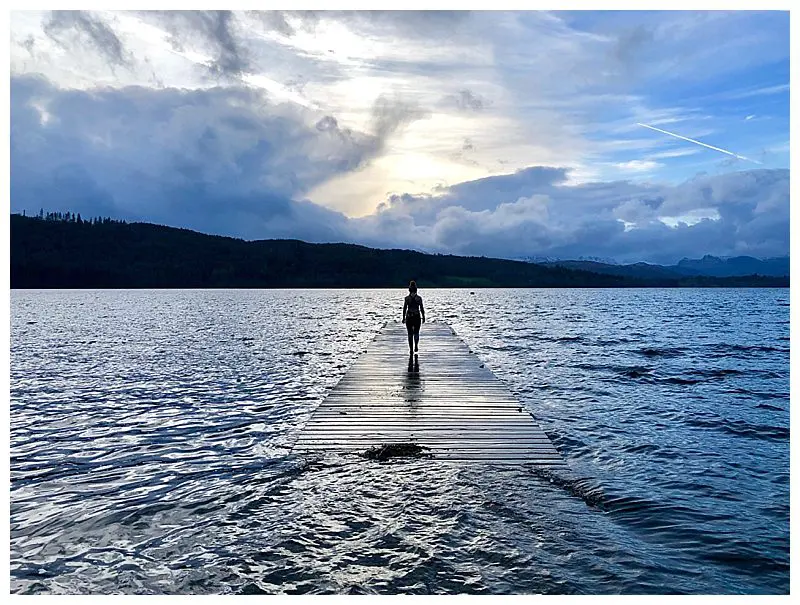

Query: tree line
[[22, 208, 126, 226], [9, 213, 789, 289]]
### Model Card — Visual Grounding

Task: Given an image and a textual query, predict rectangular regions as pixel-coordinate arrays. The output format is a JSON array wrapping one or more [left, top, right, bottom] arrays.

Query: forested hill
[[9, 214, 789, 288]]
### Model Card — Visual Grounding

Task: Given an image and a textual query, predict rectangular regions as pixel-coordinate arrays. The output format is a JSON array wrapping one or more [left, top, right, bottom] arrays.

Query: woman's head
[[409, 280, 417, 293]]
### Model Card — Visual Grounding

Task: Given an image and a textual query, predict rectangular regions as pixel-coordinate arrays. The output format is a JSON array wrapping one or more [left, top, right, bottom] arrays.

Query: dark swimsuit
[[405, 294, 423, 334]]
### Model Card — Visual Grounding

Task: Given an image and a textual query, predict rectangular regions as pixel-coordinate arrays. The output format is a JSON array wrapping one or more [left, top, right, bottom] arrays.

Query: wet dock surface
[[293, 322, 563, 464]]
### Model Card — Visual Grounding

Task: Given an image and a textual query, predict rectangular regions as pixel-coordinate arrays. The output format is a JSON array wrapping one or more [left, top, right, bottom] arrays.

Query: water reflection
[[403, 353, 422, 415], [406, 352, 419, 374]]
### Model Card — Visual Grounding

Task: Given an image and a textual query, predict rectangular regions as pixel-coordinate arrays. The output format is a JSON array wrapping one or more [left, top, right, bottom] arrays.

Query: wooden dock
[[293, 322, 564, 464]]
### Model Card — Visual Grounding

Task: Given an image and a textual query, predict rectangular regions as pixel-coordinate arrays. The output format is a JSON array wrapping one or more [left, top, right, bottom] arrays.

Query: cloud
[[140, 10, 250, 79], [722, 83, 789, 100], [647, 148, 700, 160], [614, 160, 663, 172], [44, 10, 130, 69], [247, 10, 298, 38], [10, 74, 789, 262], [9, 75, 374, 241], [610, 24, 655, 79], [20, 35, 36, 55], [369, 94, 429, 151], [10, 11, 789, 264], [442, 89, 488, 112], [285, 10, 471, 40], [355, 166, 789, 263], [315, 115, 339, 132]]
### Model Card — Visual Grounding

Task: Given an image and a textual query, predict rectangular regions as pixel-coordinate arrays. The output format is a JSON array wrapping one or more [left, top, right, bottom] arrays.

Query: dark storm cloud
[[9, 75, 378, 241], [44, 10, 130, 68]]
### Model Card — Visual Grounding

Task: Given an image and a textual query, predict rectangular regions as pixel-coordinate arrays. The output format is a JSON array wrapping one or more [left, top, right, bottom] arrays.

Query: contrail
[[637, 122, 762, 164]]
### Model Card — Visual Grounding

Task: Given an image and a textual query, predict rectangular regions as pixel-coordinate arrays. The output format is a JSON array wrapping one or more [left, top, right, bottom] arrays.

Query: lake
[[9, 288, 790, 594]]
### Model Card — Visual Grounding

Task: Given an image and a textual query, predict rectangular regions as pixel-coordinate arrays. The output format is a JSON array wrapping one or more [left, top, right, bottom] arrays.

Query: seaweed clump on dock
[[363, 443, 432, 461]]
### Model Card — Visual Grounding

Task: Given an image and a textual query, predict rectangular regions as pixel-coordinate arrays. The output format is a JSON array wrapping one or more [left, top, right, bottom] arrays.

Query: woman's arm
[[420, 297, 425, 322], [402, 298, 407, 323]]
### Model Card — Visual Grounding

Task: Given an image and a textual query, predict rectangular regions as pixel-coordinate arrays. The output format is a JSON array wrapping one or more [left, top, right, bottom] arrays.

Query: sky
[[8, 8, 791, 264]]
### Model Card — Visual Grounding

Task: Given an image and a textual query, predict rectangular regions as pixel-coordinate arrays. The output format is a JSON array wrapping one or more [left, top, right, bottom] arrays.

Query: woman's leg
[[413, 322, 420, 351], [407, 323, 414, 353]]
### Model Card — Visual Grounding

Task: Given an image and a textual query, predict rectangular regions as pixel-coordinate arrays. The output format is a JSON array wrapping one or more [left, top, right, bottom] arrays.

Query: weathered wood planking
[[293, 322, 564, 464]]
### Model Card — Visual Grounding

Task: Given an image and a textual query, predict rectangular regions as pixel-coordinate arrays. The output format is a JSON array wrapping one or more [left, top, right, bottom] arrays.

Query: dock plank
[[292, 322, 563, 464]]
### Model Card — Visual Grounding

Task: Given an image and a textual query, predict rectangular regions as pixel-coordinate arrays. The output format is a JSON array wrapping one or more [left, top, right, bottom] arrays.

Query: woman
[[402, 280, 425, 354]]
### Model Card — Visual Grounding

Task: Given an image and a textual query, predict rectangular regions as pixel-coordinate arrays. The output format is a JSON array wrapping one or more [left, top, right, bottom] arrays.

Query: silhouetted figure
[[402, 280, 425, 354]]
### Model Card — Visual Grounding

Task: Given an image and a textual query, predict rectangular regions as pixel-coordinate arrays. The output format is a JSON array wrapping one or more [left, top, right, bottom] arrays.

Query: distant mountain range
[[10, 214, 789, 288], [533, 255, 789, 279]]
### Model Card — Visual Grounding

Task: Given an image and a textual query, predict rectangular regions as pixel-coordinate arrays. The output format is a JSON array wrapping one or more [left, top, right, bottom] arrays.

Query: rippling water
[[10, 288, 789, 594]]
